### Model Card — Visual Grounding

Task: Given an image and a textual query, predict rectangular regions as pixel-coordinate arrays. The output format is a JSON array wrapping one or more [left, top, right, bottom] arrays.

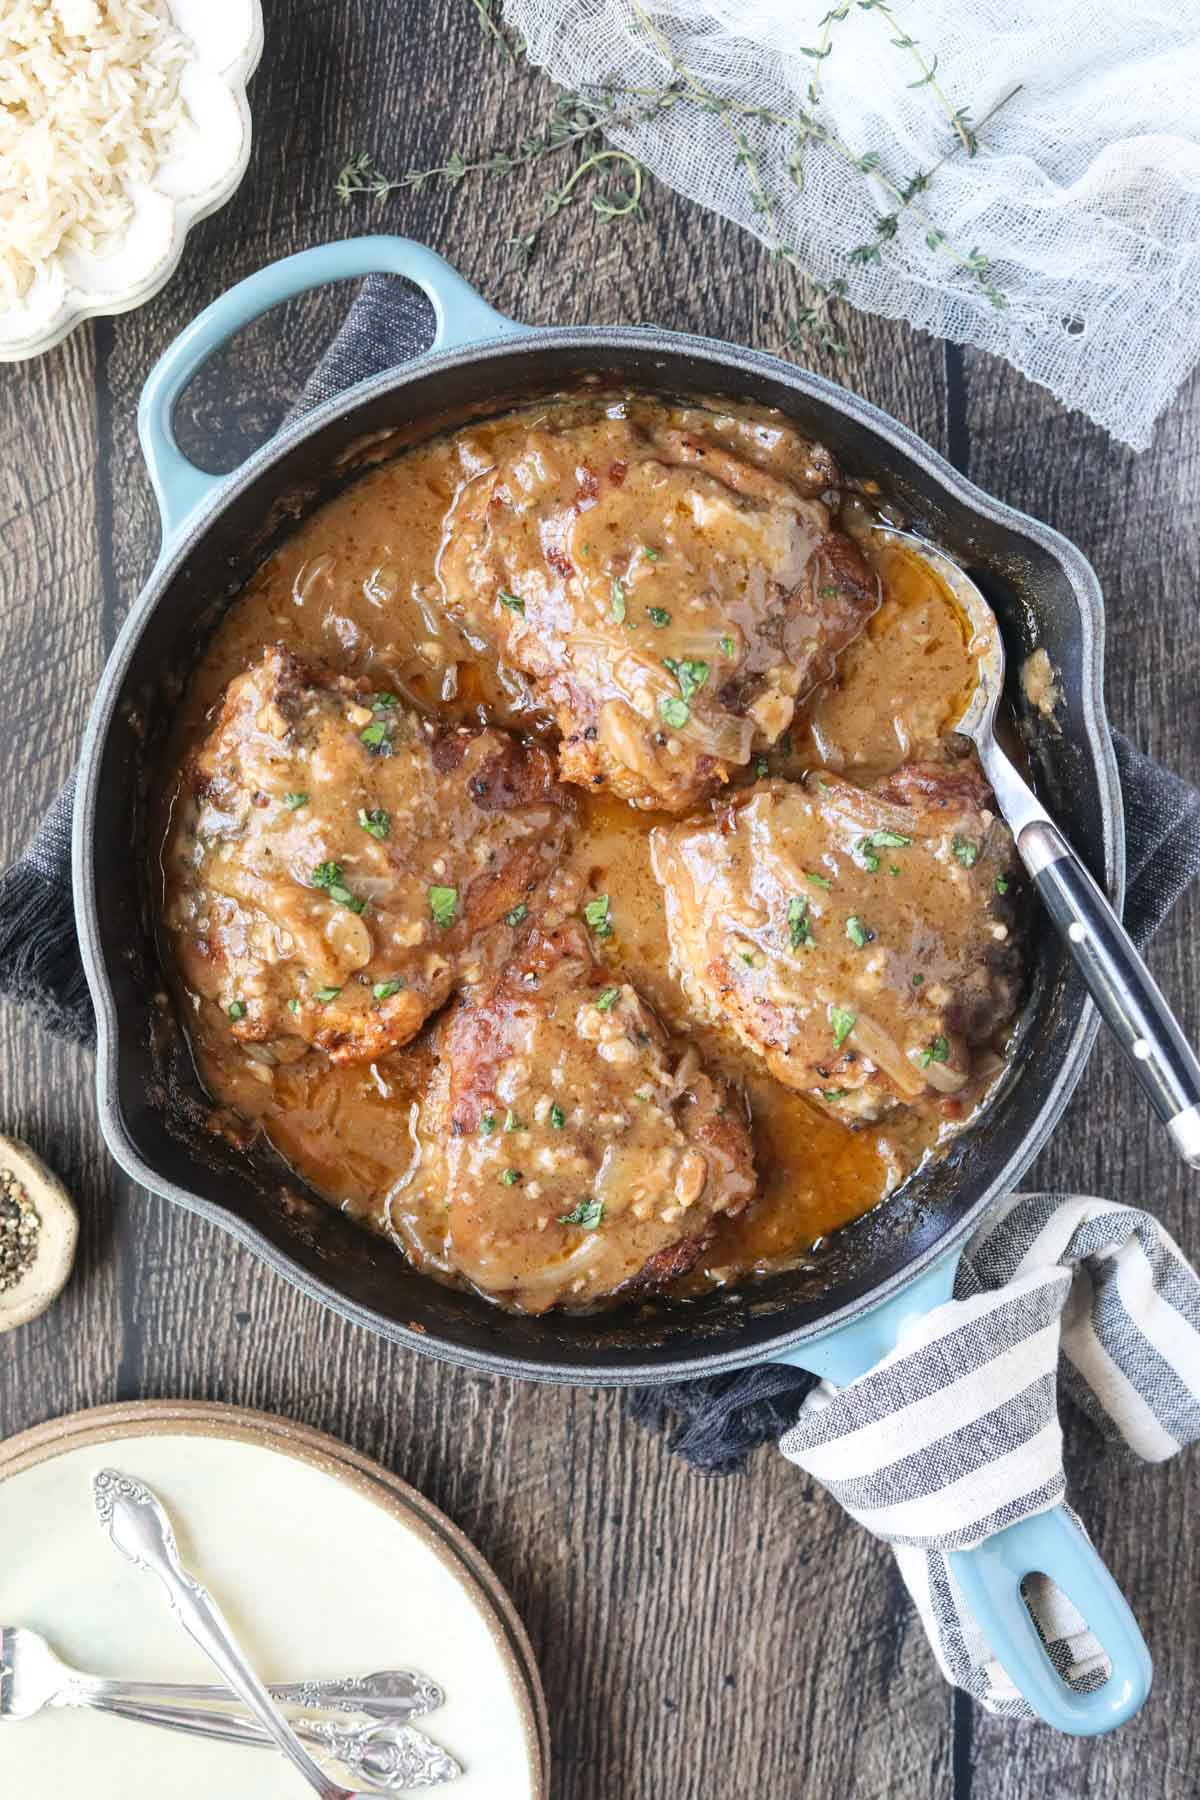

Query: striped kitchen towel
[[779, 1191, 1200, 1717]]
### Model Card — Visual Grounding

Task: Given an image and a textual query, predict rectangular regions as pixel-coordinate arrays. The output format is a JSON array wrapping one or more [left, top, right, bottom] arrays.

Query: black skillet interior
[[90, 335, 1115, 1381]]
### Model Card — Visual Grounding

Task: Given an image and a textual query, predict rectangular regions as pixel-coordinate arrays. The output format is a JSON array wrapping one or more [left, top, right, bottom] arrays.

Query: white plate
[[0, 1403, 546, 1797], [0, 0, 264, 362]]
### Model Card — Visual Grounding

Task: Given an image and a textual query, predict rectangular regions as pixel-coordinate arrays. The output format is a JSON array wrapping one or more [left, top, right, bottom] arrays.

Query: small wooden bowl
[[0, 1135, 78, 1333]]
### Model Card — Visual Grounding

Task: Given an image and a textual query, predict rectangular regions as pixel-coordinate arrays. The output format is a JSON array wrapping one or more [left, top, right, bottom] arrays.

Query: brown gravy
[[158, 393, 1007, 1303]]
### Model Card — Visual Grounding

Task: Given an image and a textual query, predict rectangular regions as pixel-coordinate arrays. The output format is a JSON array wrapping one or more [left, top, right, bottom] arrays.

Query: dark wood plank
[[0, 4, 1196, 1797]]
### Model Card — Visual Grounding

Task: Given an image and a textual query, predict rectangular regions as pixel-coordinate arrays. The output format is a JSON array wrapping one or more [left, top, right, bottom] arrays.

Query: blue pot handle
[[138, 235, 524, 543], [776, 1254, 1152, 1734]]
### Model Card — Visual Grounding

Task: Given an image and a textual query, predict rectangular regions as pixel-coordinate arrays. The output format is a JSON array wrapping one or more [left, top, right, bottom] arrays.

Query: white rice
[[0, 0, 190, 304]]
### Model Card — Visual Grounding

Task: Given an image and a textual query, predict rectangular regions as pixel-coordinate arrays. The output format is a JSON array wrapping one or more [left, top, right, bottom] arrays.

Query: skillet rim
[[72, 323, 1122, 1384]]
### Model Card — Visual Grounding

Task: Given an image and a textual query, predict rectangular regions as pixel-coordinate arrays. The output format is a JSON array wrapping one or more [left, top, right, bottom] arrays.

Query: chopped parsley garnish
[[804, 870, 832, 890], [372, 980, 402, 1001], [830, 1006, 856, 1050], [283, 791, 308, 810], [498, 590, 525, 614], [360, 719, 392, 754], [953, 836, 980, 868], [227, 999, 246, 1021], [755, 756, 769, 778], [823, 1088, 849, 1101], [788, 895, 814, 950], [889, 865, 900, 877], [846, 916, 870, 949], [558, 1198, 604, 1228], [358, 807, 389, 839], [663, 656, 710, 704], [506, 902, 529, 927], [611, 578, 627, 624], [584, 894, 612, 938], [428, 885, 458, 928], [911, 973, 924, 987], [371, 692, 397, 710], [641, 545, 660, 561], [857, 837, 881, 873], [311, 861, 366, 913], [995, 874, 1010, 895], [740, 951, 755, 966], [872, 828, 913, 849], [720, 634, 736, 657], [919, 1034, 950, 1067], [503, 1108, 524, 1133], [313, 986, 341, 1003], [287, 997, 300, 1014], [820, 584, 840, 598], [594, 986, 620, 1012], [550, 1103, 566, 1130], [647, 606, 671, 628], [659, 695, 690, 729], [499, 1168, 522, 1186], [481, 1113, 497, 1135]]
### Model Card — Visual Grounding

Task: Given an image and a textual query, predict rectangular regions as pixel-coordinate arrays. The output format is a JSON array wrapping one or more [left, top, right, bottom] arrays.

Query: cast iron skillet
[[75, 238, 1120, 1386]]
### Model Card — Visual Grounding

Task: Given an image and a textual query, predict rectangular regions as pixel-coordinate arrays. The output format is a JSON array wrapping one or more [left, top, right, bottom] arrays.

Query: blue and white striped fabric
[[779, 1193, 1200, 1716]]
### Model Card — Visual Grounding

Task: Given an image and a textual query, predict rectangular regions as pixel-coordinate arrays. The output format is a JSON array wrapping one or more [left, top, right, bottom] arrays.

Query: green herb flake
[[310, 861, 366, 913], [889, 865, 900, 877], [911, 973, 924, 987], [550, 1103, 566, 1130], [919, 1034, 950, 1067], [227, 999, 246, 1021], [584, 894, 612, 938], [358, 806, 390, 839], [663, 656, 709, 704], [287, 997, 300, 1014], [740, 951, 755, 967], [359, 719, 392, 753], [995, 874, 1010, 895], [313, 986, 341, 1004], [846, 916, 870, 949], [498, 589, 525, 615], [820, 584, 840, 599], [647, 606, 671, 628], [857, 837, 881, 874], [503, 1108, 525, 1133], [499, 1168, 522, 1187], [659, 695, 690, 729], [558, 1198, 604, 1228], [610, 578, 627, 624], [506, 902, 529, 928], [428, 885, 458, 928], [594, 986, 620, 1012], [755, 756, 770, 778], [641, 545, 660, 561], [822, 1088, 849, 1101], [953, 835, 980, 868], [804, 870, 832, 890], [283, 791, 308, 811], [481, 1113, 497, 1136], [788, 895, 814, 951], [870, 828, 913, 850], [720, 634, 736, 658], [371, 692, 397, 711], [830, 1006, 857, 1050], [372, 980, 403, 1001]]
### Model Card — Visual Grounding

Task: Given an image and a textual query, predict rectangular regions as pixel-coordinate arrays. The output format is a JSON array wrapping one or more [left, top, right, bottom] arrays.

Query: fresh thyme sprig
[[336, 0, 1019, 359]]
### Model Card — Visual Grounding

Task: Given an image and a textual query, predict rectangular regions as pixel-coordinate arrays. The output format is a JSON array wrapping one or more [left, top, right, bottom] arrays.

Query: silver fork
[[0, 1627, 443, 1723]]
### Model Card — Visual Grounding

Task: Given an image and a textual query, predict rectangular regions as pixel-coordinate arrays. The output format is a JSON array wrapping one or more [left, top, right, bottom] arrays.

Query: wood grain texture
[[0, 3, 1197, 1795]]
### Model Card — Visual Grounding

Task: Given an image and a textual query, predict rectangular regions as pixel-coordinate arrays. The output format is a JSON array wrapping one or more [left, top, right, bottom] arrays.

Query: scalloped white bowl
[[0, 0, 264, 362]]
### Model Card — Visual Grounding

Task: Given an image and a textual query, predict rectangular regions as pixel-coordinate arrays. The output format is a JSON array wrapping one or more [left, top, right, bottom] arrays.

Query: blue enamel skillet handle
[[777, 1255, 1153, 1733], [138, 235, 525, 544]]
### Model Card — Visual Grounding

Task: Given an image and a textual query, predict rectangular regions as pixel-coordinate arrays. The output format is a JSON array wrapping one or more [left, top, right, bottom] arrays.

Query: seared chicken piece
[[650, 762, 1023, 1120], [436, 411, 878, 812], [163, 646, 570, 1064], [418, 924, 756, 1310]]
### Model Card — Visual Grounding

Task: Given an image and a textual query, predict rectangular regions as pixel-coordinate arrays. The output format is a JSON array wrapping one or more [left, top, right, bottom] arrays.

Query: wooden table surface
[[2, 5, 1198, 1795]]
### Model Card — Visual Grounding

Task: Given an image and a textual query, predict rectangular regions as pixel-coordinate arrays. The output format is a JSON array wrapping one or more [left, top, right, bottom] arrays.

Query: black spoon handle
[[1020, 820, 1200, 1169]]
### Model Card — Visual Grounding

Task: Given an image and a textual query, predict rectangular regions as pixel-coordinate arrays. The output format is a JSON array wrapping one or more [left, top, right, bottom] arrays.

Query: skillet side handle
[[138, 235, 524, 543], [947, 1508, 1152, 1734], [776, 1255, 1152, 1734]]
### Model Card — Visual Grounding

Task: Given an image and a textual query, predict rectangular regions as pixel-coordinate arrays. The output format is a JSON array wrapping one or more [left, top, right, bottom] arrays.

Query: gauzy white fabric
[[779, 1193, 1200, 1717], [507, 0, 1200, 448]]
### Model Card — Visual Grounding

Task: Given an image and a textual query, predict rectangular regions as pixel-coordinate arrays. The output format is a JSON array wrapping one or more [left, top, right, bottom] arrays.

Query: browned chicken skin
[[162, 646, 570, 1065], [436, 408, 879, 811], [416, 924, 757, 1310], [650, 763, 1023, 1121]]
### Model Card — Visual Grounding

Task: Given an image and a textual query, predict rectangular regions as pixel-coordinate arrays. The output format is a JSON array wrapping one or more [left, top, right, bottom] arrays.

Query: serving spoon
[[877, 527, 1200, 1169]]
